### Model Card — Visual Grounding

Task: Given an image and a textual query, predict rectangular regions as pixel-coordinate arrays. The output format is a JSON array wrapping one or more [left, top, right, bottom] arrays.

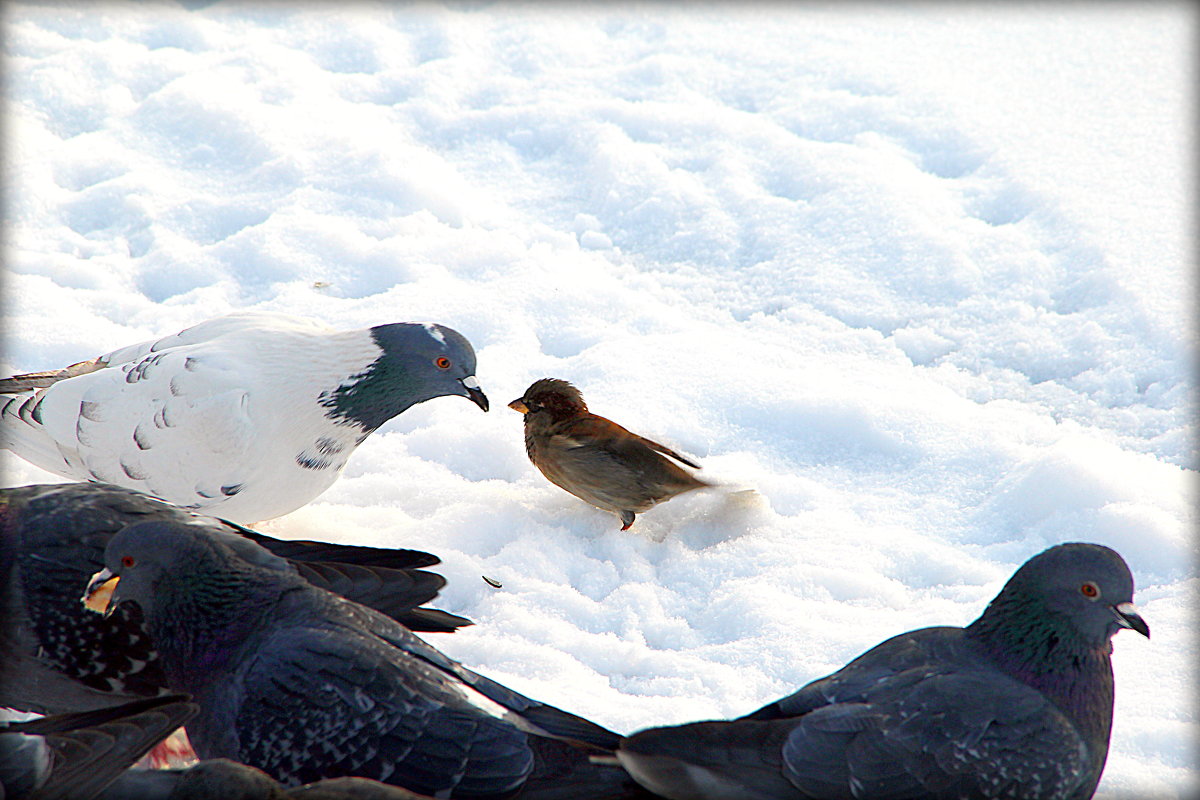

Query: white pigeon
[[0, 312, 489, 523]]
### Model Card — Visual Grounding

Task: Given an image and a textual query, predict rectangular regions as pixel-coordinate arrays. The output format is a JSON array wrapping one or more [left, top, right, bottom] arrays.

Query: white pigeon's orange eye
[[122, 555, 136, 568], [435, 357, 451, 369], [1080, 581, 1099, 599]]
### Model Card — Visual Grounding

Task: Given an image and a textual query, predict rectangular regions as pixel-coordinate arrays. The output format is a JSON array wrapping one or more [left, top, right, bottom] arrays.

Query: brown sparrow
[[509, 378, 710, 529]]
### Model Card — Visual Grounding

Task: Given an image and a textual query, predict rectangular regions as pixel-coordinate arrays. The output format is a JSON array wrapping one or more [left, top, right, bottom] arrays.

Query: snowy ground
[[3, 3, 1195, 798]]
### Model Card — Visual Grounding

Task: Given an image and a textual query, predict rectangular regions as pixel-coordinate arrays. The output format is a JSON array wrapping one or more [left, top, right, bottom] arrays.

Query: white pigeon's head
[[318, 323, 488, 431]]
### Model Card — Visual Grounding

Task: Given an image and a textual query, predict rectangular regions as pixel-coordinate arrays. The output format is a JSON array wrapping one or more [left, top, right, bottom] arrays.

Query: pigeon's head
[[977, 542, 1149, 650], [322, 323, 488, 431], [83, 520, 292, 625], [508, 378, 586, 422]]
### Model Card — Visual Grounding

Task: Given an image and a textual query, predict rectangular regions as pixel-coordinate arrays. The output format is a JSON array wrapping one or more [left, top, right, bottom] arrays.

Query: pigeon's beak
[[461, 375, 489, 412], [1113, 601, 1150, 638], [82, 568, 120, 618], [508, 398, 529, 414]]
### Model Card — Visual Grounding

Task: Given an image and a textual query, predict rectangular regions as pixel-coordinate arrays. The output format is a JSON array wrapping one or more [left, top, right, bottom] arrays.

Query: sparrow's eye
[[122, 555, 136, 568], [1080, 581, 1099, 599], [435, 357, 452, 369]]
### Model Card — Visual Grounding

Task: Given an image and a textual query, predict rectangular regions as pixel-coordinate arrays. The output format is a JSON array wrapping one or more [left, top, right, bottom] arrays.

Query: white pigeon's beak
[[1113, 601, 1150, 638], [82, 567, 120, 617], [461, 375, 489, 412]]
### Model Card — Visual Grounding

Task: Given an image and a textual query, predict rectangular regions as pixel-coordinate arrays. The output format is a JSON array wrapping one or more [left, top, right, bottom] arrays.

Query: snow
[[3, 2, 1195, 798]]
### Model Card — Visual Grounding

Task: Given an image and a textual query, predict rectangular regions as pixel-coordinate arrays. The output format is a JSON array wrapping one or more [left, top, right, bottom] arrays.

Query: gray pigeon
[[617, 543, 1149, 800], [0, 693, 197, 800], [1, 482, 471, 717], [86, 520, 659, 800], [0, 311, 489, 523]]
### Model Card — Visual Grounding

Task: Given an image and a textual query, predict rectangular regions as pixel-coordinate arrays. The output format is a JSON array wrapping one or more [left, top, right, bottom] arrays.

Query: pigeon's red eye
[[435, 357, 451, 369], [122, 555, 136, 568], [1080, 582, 1099, 598]]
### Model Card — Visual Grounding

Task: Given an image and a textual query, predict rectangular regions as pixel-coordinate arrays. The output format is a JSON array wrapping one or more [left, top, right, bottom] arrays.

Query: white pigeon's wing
[[25, 345, 259, 508]]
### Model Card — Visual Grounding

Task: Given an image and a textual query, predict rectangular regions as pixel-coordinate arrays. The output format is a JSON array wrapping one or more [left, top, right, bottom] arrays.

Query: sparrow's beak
[[82, 568, 120, 617], [508, 398, 529, 414], [461, 375, 489, 412], [1113, 601, 1150, 638]]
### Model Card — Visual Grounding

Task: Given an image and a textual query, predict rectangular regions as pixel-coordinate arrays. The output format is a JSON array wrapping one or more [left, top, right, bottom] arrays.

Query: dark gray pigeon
[[1, 482, 471, 717], [617, 542, 1149, 800], [0, 693, 197, 800], [0, 311, 489, 523], [86, 520, 659, 800]]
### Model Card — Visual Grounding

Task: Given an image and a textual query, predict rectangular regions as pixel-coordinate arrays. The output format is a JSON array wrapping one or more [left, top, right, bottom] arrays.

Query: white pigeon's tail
[[0, 358, 106, 394]]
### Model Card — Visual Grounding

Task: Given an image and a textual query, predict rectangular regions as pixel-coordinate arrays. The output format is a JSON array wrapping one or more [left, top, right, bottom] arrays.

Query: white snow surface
[[2, 3, 1195, 798]]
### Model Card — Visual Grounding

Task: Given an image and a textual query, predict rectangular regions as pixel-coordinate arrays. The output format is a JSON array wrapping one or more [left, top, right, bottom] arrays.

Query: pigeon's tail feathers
[[291, 560, 473, 632], [0, 358, 107, 394], [518, 705, 623, 751], [0, 392, 79, 478], [237, 525, 443, 569], [397, 606, 475, 633], [450, 667, 623, 750], [618, 720, 795, 800], [520, 737, 662, 800]]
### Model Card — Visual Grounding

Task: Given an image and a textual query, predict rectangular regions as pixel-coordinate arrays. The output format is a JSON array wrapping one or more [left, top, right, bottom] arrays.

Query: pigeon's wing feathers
[[234, 623, 535, 797], [1, 694, 197, 800], [0, 391, 82, 476], [350, 602, 618, 748], [5, 345, 258, 505], [779, 670, 1089, 800], [4, 486, 169, 711], [744, 628, 960, 721]]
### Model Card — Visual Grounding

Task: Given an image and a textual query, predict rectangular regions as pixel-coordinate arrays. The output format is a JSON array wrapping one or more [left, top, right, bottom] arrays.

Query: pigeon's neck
[[318, 349, 422, 433], [146, 569, 296, 694], [966, 599, 1116, 752]]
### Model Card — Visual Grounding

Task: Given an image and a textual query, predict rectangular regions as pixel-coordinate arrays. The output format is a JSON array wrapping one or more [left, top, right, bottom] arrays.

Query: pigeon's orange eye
[[435, 357, 451, 369], [122, 555, 136, 568], [1080, 582, 1099, 598]]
